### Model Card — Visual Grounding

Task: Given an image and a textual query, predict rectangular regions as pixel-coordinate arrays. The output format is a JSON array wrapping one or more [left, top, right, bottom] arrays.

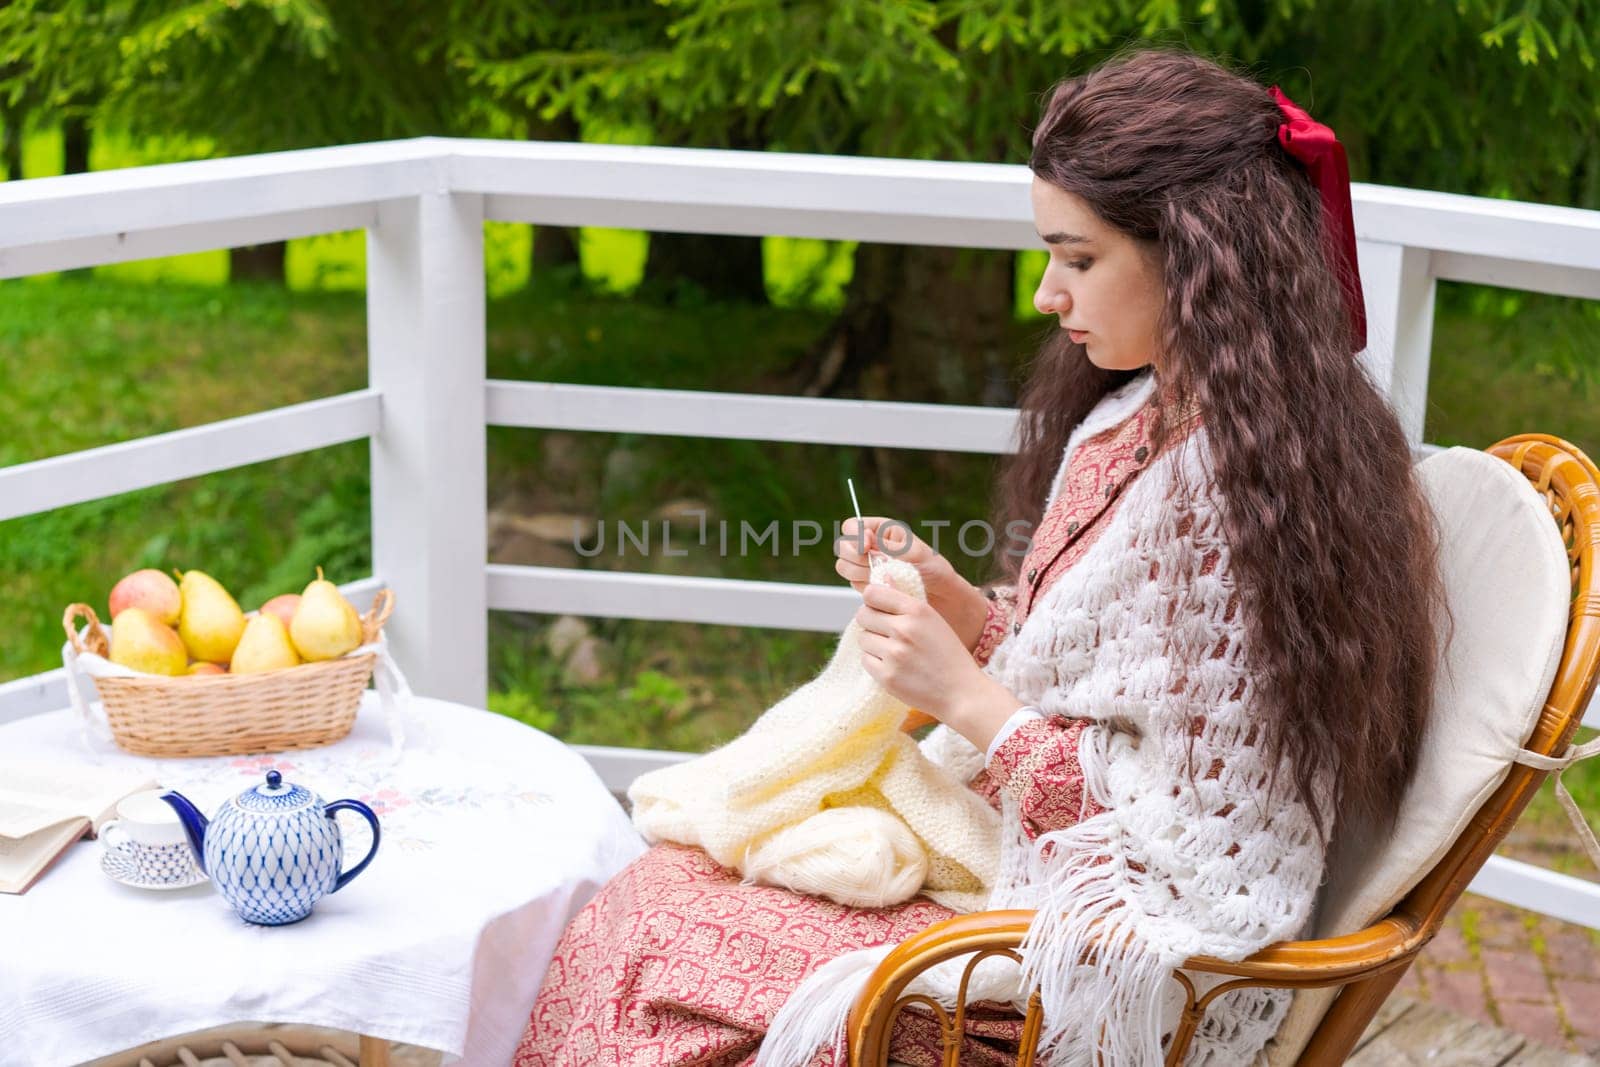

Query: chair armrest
[[848, 910, 1037, 1063], [848, 908, 1428, 1053], [1180, 914, 1424, 983]]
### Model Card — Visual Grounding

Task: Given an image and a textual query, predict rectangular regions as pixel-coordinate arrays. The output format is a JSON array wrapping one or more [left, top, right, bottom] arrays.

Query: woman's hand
[[835, 516, 990, 652], [855, 581, 1022, 752]]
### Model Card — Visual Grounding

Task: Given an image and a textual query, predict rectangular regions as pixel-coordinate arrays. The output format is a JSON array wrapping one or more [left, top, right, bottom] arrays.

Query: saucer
[[100, 848, 208, 891]]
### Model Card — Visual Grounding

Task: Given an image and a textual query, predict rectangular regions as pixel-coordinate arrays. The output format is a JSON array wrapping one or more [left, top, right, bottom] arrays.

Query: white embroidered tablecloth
[[0, 693, 646, 1067]]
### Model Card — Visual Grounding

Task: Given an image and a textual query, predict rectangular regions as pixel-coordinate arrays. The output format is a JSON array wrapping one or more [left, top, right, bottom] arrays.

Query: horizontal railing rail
[[0, 390, 383, 523], [0, 138, 1595, 929]]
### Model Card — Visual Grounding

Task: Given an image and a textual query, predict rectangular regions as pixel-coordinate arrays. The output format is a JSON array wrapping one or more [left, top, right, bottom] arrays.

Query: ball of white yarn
[[743, 806, 929, 908]]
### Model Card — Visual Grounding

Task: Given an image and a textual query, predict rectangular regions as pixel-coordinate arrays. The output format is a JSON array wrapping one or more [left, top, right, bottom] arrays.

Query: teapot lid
[[236, 768, 315, 813]]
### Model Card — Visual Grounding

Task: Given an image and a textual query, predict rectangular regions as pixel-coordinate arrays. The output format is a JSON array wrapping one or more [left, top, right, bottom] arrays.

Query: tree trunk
[[642, 230, 768, 304], [222, 98, 285, 283], [528, 112, 582, 276], [62, 116, 93, 278], [640, 127, 768, 305], [230, 241, 288, 284], [62, 115, 90, 175], [1, 110, 21, 181], [891, 245, 1016, 405], [794, 244, 1017, 407]]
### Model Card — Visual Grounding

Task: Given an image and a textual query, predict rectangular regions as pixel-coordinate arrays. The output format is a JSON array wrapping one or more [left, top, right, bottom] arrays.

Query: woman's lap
[[514, 843, 1022, 1066]]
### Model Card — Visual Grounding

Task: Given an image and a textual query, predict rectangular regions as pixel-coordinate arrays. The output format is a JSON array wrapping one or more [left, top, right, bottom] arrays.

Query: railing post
[[366, 191, 488, 706], [1356, 241, 1436, 445]]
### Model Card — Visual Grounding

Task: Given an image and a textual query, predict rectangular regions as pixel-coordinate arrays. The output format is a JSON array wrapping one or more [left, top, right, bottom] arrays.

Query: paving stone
[[1548, 930, 1600, 980], [1432, 965, 1495, 1023], [1501, 999, 1572, 1050], [1476, 905, 1534, 952], [1487, 947, 1555, 1002], [1423, 921, 1475, 965], [1558, 979, 1600, 1038]]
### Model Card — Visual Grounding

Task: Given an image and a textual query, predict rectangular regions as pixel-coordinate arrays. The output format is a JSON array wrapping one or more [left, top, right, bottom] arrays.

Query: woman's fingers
[[875, 521, 912, 555], [837, 516, 883, 556], [836, 516, 887, 591], [838, 516, 928, 564], [835, 555, 871, 591]]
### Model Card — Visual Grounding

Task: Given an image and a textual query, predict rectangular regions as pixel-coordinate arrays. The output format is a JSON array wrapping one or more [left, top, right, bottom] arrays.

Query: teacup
[[101, 789, 205, 886]]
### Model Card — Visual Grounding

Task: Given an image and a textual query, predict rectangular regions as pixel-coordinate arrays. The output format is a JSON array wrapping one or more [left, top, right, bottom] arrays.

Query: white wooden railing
[[1, 138, 1597, 928]]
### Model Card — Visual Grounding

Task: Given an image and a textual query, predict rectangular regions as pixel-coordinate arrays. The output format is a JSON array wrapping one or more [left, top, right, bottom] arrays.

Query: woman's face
[[1029, 177, 1166, 372]]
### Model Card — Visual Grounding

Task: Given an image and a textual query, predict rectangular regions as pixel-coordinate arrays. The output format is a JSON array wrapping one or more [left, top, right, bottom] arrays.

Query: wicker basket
[[61, 590, 395, 758]]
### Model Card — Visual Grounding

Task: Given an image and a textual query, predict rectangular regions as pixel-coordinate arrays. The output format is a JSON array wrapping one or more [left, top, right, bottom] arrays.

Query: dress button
[[1012, 622, 1022, 636], [1104, 485, 1115, 499], [1067, 521, 1079, 535], [983, 587, 997, 601], [1027, 567, 1038, 583], [1134, 446, 1149, 462]]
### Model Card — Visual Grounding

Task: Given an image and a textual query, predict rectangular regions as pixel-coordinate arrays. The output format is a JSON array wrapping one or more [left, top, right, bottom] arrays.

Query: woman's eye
[[1067, 258, 1093, 271]]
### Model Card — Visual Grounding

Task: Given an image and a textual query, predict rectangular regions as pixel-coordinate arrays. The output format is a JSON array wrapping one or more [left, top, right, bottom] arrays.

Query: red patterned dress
[[515, 396, 1169, 1067]]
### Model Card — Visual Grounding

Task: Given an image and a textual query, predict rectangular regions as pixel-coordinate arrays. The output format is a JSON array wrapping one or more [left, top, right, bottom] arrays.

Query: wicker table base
[[81, 1025, 442, 1067]]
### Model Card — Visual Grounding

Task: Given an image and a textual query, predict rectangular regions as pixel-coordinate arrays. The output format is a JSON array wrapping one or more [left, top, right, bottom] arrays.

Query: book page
[[0, 818, 88, 894], [0, 796, 82, 839], [0, 761, 157, 838]]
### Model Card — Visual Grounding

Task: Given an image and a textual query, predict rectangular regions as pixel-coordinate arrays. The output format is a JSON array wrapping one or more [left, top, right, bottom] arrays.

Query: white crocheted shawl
[[761, 374, 1333, 1067]]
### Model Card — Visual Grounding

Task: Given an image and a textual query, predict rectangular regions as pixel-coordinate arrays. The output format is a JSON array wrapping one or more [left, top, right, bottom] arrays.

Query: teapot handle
[[324, 799, 382, 892]]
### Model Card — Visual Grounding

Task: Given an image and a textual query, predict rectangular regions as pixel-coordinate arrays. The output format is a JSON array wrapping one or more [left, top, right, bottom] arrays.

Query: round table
[[0, 693, 645, 1067]]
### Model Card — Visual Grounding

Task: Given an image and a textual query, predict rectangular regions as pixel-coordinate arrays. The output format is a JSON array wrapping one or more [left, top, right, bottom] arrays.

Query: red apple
[[259, 594, 301, 631], [109, 569, 182, 626]]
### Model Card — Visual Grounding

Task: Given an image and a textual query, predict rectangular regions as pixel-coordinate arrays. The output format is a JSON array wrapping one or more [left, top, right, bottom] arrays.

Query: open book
[[0, 762, 158, 894]]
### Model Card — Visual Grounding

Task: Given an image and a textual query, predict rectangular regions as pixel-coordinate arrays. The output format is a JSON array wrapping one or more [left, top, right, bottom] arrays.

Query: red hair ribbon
[[1271, 86, 1367, 352]]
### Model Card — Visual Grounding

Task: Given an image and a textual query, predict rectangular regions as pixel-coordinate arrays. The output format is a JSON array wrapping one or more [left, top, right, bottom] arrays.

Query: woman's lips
[[1068, 329, 1089, 344]]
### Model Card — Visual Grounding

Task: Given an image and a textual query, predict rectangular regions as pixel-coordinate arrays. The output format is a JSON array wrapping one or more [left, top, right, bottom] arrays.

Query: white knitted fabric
[[628, 559, 1003, 913], [756, 376, 1332, 1067]]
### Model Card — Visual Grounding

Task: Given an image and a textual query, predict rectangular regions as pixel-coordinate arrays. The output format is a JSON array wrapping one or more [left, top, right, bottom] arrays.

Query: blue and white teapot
[[161, 770, 381, 925]]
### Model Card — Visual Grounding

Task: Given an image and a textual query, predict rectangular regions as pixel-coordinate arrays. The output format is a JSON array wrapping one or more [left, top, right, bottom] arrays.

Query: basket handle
[[362, 588, 396, 644], [63, 603, 110, 657]]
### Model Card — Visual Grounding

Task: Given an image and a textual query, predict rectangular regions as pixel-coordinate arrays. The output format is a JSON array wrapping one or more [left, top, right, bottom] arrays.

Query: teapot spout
[[159, 790, 209, 875]]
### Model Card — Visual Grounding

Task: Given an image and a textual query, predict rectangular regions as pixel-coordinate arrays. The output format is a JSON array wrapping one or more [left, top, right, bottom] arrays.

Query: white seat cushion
[[1263, 447, 1570, 1064]]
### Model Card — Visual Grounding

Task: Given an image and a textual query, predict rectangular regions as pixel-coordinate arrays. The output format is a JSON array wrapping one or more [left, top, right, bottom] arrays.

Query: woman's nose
[[1034, 278, 1067, 316]]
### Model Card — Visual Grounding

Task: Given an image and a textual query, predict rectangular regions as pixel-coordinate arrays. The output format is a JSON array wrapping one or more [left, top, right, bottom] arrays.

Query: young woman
[[515, 48, 1443, 1066]]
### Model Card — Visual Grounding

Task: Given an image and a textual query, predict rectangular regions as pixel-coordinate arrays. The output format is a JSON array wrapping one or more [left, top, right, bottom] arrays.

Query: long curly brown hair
[[994, 49, 1445, 837]]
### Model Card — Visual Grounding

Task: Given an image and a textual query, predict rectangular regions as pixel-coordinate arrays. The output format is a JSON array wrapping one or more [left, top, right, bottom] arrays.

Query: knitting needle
[[847, 477, 867, 552], [848, 477, 879, 567]]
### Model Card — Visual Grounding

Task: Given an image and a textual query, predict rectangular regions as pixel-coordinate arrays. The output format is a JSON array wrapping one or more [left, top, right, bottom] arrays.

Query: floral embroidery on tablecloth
[[121, 739, 555, 858]]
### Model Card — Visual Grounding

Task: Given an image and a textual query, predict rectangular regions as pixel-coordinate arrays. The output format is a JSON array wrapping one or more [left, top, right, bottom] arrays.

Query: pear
[[187, 662, 227, 676], [231, 613, 302, 674], [109, 608, 188, 676], [175, 569, 247, 665], [290, 568, 363, 661]]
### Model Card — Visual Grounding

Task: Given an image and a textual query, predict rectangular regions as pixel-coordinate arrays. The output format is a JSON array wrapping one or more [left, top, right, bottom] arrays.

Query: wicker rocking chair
[[849, 434, 1600, 1066]]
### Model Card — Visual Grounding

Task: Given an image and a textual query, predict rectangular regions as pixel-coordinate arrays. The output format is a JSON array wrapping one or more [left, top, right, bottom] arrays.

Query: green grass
[[0, 280, 374, 685]]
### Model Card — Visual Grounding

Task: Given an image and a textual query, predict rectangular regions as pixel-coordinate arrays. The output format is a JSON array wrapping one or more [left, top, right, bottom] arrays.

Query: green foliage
[[1, 0, 469, 157], [451, 0, 1600, 207], [485, 687, 559, 735], [5, 2, 1596, 207]]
